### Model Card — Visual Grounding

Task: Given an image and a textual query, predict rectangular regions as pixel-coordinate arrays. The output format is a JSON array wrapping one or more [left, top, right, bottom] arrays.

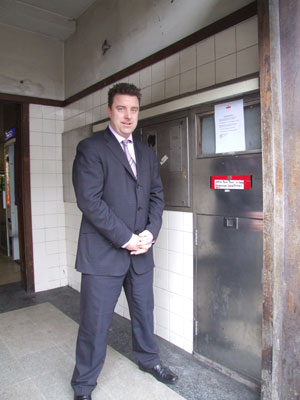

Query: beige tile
[[237, 45, 259, 77], [151, 81, 165, 103], [141, 86, 151, 106], [166, 53, 180, 78], [180, 45, 197, 73], [197, 61, 215, 90], [128, 71, 140, 87], [197, 36, 215, 66], [215, 26, 236, 59], [140, 66, 152, 88], [237, 16, 258, 51], [216, 53, 237, 83], [165, 75, 180, 99], [180, 68, 197, 94], [151, 60, 165, 84]]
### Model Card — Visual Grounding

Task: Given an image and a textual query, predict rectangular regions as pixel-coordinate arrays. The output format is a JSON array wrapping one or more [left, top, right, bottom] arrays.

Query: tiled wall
[[30, 16, 258, 353], [64, 16, 258, 131], [29, 104, 67, 292]]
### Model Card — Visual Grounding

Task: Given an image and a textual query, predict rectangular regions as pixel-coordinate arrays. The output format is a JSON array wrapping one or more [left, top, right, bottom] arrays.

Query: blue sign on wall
[[4, 127, 16, 142]]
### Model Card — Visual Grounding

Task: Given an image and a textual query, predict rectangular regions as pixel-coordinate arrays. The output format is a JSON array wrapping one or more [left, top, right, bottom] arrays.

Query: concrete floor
[[0, 254, 261, 400], [0, 252, 20, 285]]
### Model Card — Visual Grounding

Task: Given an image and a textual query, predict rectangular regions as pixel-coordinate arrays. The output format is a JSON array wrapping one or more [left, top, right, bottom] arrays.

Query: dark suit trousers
[[71, 266, 160, 396]]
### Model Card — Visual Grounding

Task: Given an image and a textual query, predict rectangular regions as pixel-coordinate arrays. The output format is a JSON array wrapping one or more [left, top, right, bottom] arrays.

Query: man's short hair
[[108, 83, 141, 108]]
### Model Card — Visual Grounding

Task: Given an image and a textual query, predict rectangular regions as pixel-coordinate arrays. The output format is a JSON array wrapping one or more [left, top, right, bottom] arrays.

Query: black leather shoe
[[74, 396, 91, 400], [138, 363, 178, 384]]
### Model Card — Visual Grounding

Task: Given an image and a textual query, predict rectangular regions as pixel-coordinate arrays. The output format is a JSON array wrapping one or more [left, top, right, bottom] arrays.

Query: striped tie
[[122, 139, 137, 178]]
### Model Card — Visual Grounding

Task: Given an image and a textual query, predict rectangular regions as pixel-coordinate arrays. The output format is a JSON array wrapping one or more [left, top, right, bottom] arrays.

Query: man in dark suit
[[71, 83, 178, 400]]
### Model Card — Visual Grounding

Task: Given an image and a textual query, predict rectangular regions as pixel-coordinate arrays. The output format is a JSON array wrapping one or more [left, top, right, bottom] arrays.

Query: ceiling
[[0, 0, 98, 40]]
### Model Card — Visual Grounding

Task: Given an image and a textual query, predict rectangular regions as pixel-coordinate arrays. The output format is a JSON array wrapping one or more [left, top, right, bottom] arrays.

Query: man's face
[[108, 94, 139, 138]]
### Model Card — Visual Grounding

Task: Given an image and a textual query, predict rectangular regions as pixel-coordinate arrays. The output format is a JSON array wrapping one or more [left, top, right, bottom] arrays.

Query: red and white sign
[[210, 175, 252, 190]]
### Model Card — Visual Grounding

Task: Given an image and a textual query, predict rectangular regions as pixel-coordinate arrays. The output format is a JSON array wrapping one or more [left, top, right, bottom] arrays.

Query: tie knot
[[122, 139, 131, 146]]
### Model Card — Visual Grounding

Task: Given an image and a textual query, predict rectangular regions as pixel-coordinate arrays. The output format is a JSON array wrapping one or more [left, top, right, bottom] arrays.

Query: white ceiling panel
[[0, 0, 98, 40]]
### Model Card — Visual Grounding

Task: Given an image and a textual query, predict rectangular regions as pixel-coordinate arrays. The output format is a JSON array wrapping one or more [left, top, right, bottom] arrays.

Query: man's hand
[[130, 230, 154, 255], [125, 234, 142, 251]]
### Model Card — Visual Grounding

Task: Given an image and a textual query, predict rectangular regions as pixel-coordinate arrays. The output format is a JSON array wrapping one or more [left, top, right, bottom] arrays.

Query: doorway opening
[[0, 102, 34, 293]]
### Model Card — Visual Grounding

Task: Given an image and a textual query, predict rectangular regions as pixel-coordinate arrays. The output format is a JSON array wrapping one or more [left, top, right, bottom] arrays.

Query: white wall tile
[[30, 118, 43, 132], [155, 268, 169, 291], [30, 104, 43, 118], [154, 247, 168, 270], [168, 250, 183, 275], [151, 81, 165, 103], [168, 211, 184, 231], [155, 306, 169, 330], [168, 230, 183, 253], [168, 272, 184, 296]]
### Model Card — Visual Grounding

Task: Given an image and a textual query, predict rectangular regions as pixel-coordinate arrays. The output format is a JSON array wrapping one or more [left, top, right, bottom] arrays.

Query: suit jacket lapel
[[104, 128, 137, 180]]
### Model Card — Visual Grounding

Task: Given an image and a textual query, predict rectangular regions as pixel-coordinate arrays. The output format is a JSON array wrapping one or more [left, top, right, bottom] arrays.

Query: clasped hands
[[125, 230, 153, 255]]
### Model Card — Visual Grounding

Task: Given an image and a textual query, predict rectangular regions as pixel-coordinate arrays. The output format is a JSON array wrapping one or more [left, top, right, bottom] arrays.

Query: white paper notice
[[214, 99, 245, 153]]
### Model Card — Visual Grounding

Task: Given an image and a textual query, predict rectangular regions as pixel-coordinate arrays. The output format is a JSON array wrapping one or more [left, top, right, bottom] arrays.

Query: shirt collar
[[109, 124, 133, 144]]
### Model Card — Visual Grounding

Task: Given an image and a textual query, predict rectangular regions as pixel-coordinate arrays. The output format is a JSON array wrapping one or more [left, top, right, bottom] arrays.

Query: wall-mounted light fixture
[[102, 39, 111, 55]]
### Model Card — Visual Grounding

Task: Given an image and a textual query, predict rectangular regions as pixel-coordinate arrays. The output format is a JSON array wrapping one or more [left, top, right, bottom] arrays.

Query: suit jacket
[[72, 127, 165, 276]]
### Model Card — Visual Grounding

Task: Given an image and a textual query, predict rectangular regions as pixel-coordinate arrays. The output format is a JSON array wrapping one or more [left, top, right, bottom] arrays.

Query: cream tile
[[236, 16, 258, 51], [141, 86, 151, 106], [237, 45, 259, 77], [215, 27, 236, 59], [197, 61, 216, 90], [183, 254, 193, 278], [151, 81, 165, 103], [169, 331, 184, 349], [128, 71, 140, 87], [151, 60, 165, 84], [216, 53, 236, 83], [140, 66, 152, 88], [93, 90, 101, 107], [180, 68, 197, 94], [166, 53, 180, 78], [197, 36, 215, 66], [180, 45, 197, 73], [165, 75, 180, 99]]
